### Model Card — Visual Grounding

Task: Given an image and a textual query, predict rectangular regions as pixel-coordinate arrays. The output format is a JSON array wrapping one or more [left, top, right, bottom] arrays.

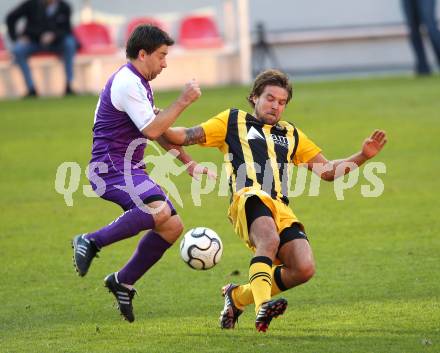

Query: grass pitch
[[0, 75, 439, 353]]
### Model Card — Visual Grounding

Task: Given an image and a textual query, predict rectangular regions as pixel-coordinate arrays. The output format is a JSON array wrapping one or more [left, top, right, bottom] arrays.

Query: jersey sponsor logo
[[271, 134, 289, 148], [247, 126, 289, 148], [247, 126, 265, 141]]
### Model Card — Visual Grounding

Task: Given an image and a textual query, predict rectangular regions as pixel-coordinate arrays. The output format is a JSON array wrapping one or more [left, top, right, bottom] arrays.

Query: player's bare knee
[[147, 203, 171, 226], [295, 262, 315, 284], [252, 231, 279, 258], [170, 217, 184, 236], [155, 215, 184, 243], [250, 217, 279, 253], [262, 226, 280, 250], [265, 235, 280, 257]]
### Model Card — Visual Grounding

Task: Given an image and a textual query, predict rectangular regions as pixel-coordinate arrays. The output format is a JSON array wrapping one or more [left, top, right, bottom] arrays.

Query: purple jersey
[[90, 62, 156, 170]]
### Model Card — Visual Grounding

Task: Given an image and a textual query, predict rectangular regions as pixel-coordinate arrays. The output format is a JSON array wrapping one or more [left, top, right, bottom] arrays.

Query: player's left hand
[[186, 162, 217, 180], [362, 130, 387, 159]]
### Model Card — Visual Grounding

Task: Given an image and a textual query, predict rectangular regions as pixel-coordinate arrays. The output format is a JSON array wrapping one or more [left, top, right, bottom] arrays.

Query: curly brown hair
[[247, 69, 293, 108]]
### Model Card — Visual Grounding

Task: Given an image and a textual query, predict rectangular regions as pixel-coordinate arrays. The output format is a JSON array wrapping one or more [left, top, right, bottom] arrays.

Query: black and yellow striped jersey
[[200, 108, 321, 204]]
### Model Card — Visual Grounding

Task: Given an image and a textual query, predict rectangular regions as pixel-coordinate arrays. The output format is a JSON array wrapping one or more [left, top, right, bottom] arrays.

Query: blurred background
[[0, 0, 439, 98]]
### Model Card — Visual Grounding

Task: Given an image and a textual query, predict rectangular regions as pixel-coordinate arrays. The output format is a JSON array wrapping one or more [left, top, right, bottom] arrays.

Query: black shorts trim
[[244, 196, 307, 250], [245, 195, 273, 230], [141, 195, 177, 216], [142, 194, 166, 204], [279, 223, 308, 248]]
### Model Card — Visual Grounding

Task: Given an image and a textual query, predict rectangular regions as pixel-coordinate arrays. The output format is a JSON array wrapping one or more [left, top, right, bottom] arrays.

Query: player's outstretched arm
[[156, 135, 192, 164], [307, 130, 387, 181], [141, 80, 201, 140], [162, 126, 206, 146], [157, 132, 216, 180]]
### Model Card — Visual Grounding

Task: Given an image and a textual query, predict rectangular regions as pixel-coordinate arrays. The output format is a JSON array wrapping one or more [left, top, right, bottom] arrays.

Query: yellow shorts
[[227, 187, 303, 253]]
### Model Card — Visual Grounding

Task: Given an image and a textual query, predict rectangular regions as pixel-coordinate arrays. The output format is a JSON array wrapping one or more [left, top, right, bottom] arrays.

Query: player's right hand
[[180, 79, 201, 106], [186, 161, 217, 181]]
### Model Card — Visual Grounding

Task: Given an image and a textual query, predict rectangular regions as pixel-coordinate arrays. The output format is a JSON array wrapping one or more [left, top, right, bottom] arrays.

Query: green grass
[[0, 75, 439, 353]]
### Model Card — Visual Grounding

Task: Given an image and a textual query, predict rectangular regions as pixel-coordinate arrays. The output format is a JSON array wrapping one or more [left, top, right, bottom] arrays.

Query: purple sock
[[117, 231, 172, 285], [85, 207, 155, 248]]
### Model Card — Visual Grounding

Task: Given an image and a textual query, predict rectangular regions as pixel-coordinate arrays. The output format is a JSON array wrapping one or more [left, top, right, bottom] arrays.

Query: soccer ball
[[180, 227, 223, 270]]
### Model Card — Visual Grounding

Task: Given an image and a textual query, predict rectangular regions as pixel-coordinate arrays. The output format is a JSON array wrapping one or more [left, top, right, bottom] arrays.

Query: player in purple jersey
[[72, 25, 213, 323]]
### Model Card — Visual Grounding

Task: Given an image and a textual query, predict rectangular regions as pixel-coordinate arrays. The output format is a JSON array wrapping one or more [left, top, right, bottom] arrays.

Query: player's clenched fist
[[179, 79, 201, 106]]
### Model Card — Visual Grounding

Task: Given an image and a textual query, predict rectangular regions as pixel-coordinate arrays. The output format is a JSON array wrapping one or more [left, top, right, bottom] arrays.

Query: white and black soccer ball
[[180, 227, 223, 270]]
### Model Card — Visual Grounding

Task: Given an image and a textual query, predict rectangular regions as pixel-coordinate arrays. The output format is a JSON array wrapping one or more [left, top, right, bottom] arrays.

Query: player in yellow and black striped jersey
[[200, 108, 321, 206], [164, 69, 387, 332]]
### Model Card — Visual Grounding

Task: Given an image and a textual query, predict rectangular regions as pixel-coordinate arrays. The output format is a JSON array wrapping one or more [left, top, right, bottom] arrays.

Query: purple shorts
[[88, 167, 176, 214]]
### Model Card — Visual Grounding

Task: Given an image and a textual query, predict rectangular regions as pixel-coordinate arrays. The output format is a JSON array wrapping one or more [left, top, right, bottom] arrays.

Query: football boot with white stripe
[[72, 234, 99, 277], [255, 298, 288, 332], [104, 273, 137, 323], [219, 283, 243, 329]]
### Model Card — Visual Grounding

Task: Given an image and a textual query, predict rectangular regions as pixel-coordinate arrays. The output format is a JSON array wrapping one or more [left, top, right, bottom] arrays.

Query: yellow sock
[[231, 284, 253, 309], [249, 256, 272, 313], [232, 265, 288, 308]]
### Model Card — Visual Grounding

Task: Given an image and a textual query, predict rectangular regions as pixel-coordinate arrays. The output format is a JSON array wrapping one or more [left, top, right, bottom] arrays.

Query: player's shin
[[85, 207, 155, 248], [117, 231, 171, 285]]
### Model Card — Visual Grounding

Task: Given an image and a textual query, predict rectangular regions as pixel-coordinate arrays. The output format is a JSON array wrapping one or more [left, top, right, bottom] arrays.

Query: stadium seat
[[74, 22, 117, 55], [0, 31, 60, 60], [125, 17, 166, 44], [178, 15, 223, 49], [31, 52, 58, 59], [0, 34, 10, 61]]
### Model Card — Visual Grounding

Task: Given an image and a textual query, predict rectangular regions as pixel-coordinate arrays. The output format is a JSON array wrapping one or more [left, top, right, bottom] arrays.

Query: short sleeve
[[199, 110, 229, 148], [292, 128, 322, 165], [111, 69, 156, 131]]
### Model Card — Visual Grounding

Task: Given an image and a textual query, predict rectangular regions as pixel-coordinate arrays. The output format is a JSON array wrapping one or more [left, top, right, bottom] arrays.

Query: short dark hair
[[247, 69, 293, 107], [126, 25, 174, 59]]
